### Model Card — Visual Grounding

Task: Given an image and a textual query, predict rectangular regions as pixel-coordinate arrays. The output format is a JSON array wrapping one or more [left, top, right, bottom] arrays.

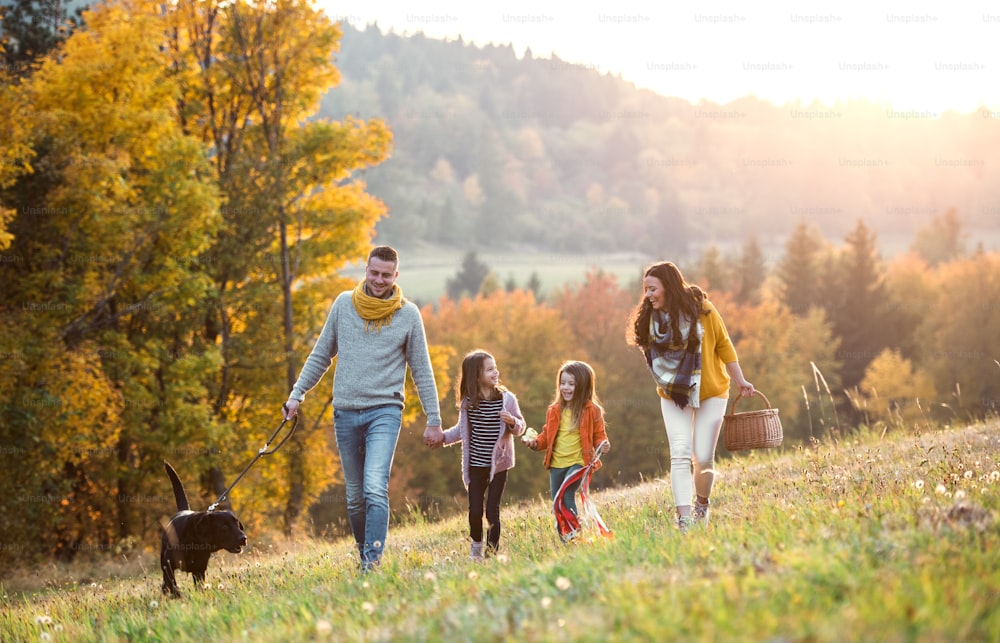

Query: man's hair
[[368, 245, 399, 267]]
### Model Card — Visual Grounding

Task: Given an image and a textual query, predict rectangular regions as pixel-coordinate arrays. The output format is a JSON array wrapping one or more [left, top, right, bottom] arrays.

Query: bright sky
[[318, 1, 1000, 114]]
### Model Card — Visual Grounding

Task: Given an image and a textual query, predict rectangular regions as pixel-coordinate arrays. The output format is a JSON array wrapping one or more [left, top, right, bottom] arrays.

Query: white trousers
[[659, 395, 728, 507]]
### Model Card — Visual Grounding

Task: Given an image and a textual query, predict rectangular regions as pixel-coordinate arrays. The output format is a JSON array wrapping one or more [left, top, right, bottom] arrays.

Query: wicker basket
[[723, 391, 783, 451]]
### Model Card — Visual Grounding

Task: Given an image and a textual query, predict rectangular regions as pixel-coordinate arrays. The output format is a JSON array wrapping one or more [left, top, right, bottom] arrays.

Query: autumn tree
[[918, 253, 1000, 419], [166, 0, 391, 534], [0, 0, 221, 560], [911, 208, 965, 267], [856, 349, 936, 430], [717, 294, 841, 443]]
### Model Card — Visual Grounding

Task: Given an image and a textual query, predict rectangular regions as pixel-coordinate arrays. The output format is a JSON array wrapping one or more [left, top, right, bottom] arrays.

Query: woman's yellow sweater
[[656, 300, 738, 403]]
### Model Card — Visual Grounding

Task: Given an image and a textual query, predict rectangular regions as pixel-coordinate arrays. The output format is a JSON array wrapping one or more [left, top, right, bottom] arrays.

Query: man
[[283, 245, 445, 571]]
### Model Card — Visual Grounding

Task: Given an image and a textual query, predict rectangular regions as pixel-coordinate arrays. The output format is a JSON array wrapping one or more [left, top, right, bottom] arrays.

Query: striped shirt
[[468, 398, 504, 468]]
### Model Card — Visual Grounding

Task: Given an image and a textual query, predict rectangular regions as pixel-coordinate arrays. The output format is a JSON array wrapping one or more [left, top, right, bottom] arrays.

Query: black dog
[[160, 461, 246, 597]]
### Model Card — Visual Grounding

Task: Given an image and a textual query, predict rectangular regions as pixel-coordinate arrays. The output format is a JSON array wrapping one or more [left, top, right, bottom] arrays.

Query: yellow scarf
[[351, 280, 405, 333]]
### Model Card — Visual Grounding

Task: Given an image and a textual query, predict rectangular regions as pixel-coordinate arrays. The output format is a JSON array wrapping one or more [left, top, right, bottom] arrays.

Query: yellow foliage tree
[[857, 349, 936, 429], [0, 0, 223, 561]]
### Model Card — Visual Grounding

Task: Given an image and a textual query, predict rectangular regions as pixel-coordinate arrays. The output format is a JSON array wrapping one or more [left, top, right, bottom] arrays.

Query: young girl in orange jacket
[[525, 360, 610, 540]]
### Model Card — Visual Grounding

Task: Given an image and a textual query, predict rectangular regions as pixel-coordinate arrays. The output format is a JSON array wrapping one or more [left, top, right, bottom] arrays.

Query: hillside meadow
[[2, 420, 998, 642]]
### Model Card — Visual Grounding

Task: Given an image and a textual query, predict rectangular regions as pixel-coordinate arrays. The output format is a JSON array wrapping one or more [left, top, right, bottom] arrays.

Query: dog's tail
[[163, 461, 190, 512]]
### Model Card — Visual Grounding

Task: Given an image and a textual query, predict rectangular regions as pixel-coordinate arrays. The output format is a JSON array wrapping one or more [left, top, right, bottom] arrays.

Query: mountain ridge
[[321, 22, 999, 258]]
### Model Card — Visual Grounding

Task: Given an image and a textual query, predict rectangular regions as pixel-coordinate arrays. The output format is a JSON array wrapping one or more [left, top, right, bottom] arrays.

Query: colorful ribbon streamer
[[553, 439, 612, 541]]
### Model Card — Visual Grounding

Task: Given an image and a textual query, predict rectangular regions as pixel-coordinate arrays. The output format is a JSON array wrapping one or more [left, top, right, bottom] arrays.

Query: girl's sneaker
[[693, 499, 710, 526], [470, 541, 485, 560], [677, 515, 695, 534]]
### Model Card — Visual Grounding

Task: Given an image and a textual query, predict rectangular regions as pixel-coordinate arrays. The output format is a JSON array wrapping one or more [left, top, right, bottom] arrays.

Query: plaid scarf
[[351, 280, 405, 333], [645, 309, 703, 409]]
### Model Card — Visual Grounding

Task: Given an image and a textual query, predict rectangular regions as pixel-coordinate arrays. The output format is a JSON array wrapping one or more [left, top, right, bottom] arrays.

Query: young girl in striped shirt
[[443, 350, 527, 559]]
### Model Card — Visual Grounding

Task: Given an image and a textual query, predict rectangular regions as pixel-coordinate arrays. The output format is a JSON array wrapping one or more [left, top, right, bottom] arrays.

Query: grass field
[[340, 250, 653, 303], [2, 421, 999, 641]]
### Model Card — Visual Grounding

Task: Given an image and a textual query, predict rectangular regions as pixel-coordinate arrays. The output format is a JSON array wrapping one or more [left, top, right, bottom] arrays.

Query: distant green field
[[343, 250, 654, 304]]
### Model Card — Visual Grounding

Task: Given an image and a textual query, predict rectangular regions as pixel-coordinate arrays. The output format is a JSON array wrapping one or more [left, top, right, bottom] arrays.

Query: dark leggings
[[468, 466, 508, 552]]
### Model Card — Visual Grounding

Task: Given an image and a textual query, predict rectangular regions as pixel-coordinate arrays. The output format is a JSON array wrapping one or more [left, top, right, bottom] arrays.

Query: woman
[[626, 262, 754, 532]]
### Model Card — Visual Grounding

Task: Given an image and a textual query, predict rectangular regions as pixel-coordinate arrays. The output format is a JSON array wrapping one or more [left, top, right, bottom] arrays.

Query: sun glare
[[321, 1, 999, 114]]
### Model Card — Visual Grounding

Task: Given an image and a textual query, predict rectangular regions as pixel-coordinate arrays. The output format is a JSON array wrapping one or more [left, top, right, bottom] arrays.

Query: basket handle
[[730, 390, 771, 413]]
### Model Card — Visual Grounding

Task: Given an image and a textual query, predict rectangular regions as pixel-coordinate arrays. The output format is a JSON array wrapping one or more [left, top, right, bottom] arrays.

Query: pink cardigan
[[442, 390, 527, 488]]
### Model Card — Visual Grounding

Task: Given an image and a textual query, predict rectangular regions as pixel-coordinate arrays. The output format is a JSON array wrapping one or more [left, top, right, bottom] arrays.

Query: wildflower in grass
[[361, 601, 375, 615], [913, 480, 924, 491], [541, 596, 552, 609], [936, 484, 947, 494], [990, 471, 1000, 483], [496, 554, 510, 564], [423, 571, 437, 582], [149, 600, 159, 609], [468, 571, 479, 580], [316, 619, 333, 635], [555, 576, 572, 591], [34, 615, 52, 626], [955, 490, 967, 500], [965, 470, 974, 479], [40, 634, 51, 642], [54, 625, 63, 633]]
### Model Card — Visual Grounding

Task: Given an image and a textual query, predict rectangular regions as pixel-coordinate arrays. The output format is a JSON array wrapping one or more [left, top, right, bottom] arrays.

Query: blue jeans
[[333, 405, 403, 567], [549, 464, 583, 531]]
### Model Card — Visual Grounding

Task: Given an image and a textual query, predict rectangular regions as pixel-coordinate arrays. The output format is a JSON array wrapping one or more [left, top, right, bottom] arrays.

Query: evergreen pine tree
[[825, 220, 891, 389], [735, 235, 767, 305], [777, 220, 825, 315]]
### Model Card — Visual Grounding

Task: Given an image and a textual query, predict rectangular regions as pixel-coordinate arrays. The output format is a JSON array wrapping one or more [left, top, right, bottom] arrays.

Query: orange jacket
[[533, 400, 609, 471]]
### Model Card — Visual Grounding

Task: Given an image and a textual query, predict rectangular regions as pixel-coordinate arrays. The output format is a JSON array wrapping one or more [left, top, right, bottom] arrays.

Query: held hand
[[499, 410, 514, 426], [423, 425, 444, 449], [525, 439, 539, 450], [738, 380, 755, 398], [283, 399, 300, 420], [599, 442, 611, 454]]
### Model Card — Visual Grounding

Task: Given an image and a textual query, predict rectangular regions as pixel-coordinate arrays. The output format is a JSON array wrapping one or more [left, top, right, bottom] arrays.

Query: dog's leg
[[190, 552, 211, 590], [161, 554, 181, 597]]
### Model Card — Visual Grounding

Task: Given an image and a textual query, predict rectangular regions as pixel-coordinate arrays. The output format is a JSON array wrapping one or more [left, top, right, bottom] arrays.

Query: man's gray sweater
[[289, 291, 441, 426]]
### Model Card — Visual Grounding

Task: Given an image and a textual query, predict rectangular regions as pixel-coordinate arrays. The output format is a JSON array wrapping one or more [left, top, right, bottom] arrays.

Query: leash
[[207, 405, 299, 512], [553, 439, 612, 540]]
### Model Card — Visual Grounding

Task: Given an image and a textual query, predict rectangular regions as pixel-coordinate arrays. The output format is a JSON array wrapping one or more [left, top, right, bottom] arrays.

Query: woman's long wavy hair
[[553, 360, 602, 428], [625, 261, 706, 349], [456, 349, 505, 409]]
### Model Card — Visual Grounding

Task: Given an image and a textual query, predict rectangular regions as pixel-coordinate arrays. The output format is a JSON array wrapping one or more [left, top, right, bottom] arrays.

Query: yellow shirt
[[550, 408, 584, 468]]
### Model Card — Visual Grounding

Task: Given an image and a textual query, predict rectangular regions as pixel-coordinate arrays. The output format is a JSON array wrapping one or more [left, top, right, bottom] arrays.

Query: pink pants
[[659, 395, 728, 508]]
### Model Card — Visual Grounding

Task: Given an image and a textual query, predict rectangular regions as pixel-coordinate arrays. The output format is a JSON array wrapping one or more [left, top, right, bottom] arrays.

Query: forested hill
[[318, 23, 1000, 257]]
